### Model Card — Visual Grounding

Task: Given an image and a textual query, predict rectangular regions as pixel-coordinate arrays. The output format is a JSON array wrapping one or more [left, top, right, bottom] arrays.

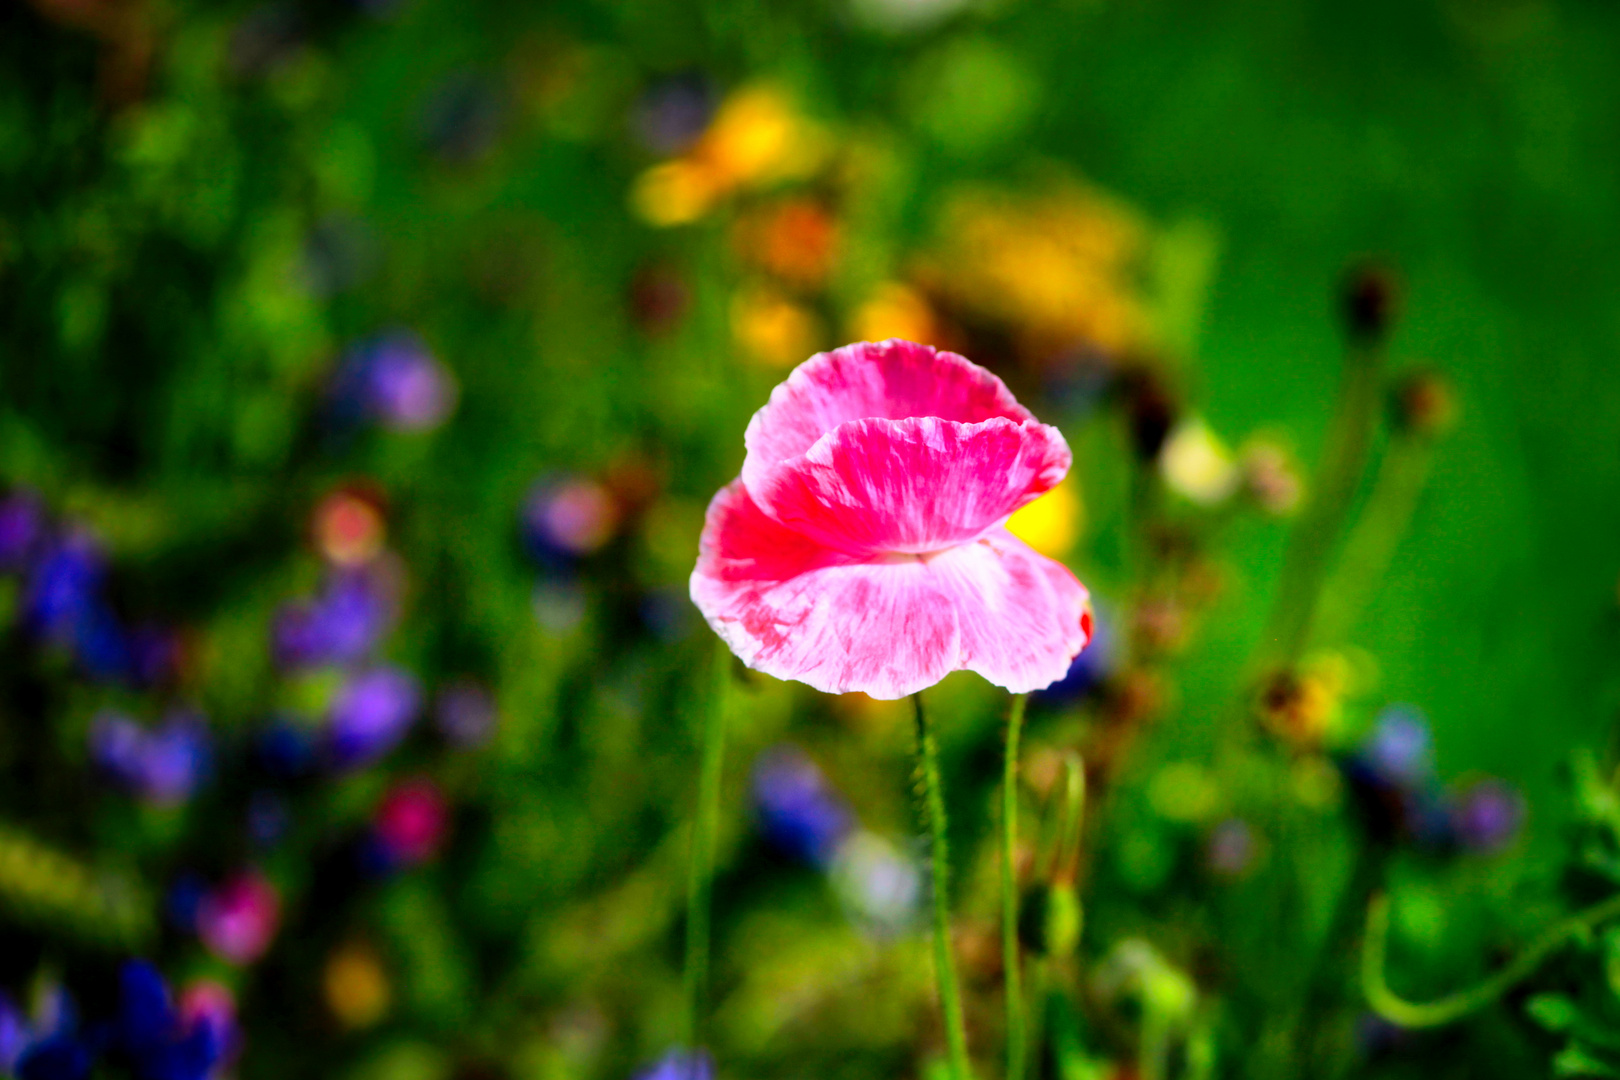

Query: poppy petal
[[927, 529, 1092, 693], [741, 340, 1030, 496], [690, 481, 961, 699], [749, 415, 1071, 555]]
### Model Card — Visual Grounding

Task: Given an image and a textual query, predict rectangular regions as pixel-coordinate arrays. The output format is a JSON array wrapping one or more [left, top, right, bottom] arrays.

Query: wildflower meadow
[[3, 1, 1620, 1079]]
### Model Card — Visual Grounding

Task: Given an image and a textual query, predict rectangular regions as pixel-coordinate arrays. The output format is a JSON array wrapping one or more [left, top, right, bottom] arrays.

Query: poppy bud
[[1341, 261, 1401, 346], [1392, 369, 1456, 437], [1019, 881, 1083, 958]]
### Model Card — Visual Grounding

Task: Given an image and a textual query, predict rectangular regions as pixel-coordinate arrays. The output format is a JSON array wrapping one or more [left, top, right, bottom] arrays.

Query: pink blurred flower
[[372, 778, 449, 867], [690, 340, 1092, 699], [196, 872, 281, 966]]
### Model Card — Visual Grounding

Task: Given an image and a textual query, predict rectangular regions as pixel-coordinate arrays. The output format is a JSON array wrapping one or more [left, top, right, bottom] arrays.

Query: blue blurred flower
[[752, 746, 855, 867], [326, 666, 421, 769], [1361, 706, 1433, 787], [633, 1048, 713, 1080], [109, 961, 223, 1080], [15, 1033, 92, 1080], [21, 532, 104, 643], [90, 712, 211, 805], [0, 992, 29, 1073]]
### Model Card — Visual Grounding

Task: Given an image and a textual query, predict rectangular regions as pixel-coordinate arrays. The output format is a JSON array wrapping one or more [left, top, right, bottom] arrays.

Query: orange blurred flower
[[732, 198, 840, 289]]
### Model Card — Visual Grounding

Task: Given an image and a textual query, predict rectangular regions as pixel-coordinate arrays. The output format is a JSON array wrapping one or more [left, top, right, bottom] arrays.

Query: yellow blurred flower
[[695, 86, 824, 188], [731, 284, 821, 368], [1006, 477, 1082, 558], [920, 182, 1147, 357], [630, 159, 721, 227], [848, 282, 942, 347], [324, 941, 391, 1030], [1159, 418, 1240, 506], [630, 85, 827, 227], [1258, 652, 1353, 749]]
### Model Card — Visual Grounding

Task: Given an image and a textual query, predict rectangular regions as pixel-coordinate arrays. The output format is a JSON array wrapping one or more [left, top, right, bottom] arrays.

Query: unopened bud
[[1392, 369, 1456, 437], [1341, 261, 1401, 345], [1019, 881, 1083, 958]]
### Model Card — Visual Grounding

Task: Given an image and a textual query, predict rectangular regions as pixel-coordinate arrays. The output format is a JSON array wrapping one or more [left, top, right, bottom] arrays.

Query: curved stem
[[915, 692, 973, 1080], [1002, 693, 1029, 1080], [1363, 889, 1620, 1028], [683, 642, 730, 1051]]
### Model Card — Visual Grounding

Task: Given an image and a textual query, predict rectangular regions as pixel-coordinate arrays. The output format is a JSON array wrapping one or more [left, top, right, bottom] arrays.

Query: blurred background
[[3, 0, 1620, 1077]]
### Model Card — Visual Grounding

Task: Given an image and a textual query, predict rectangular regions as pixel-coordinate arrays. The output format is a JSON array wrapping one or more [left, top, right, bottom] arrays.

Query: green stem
[[1363, 889, 1620, 1028], [682, 642, 730, 1051], [1002, 693, 1029, 1080], [1260, 341, 1386, 668], [915, 692, 973, 1080], [1310, 433, 1434, 647]]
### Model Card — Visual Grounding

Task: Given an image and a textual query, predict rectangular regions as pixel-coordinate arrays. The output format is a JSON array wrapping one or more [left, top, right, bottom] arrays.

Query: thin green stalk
[[914, 692, 973, 1080], [1363, 889, 1620, 1028], [1002, 693, 1029, 1080], [1260, 340, 1386, 668], [682, 642, 730, 1051], [1310, 433, 1434, 647]]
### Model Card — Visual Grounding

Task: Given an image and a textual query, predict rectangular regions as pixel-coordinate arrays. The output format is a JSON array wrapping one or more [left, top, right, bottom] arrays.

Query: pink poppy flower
[[691, 340, 1091, 699]]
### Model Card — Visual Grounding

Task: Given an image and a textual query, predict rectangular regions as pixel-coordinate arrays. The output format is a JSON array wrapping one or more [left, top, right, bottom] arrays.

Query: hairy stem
[[915, 692, 973, 1080], [682, 643, 730, 1051], [1003, 693, 1029, 1080]]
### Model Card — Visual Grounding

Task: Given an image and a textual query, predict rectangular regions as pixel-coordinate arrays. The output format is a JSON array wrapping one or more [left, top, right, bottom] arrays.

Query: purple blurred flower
[[435, 680, 497, 748], [631, 74, 715, 155], [0, 491, 44, 572], [273, 567, 397, 670], [634, 1049, 713, 1080], [90, 712, 211, 805], [1449, 778, 1524, 853], [752, 746, 855, 867], [332, 332, 458, 433], [326, 666, 421, 769]]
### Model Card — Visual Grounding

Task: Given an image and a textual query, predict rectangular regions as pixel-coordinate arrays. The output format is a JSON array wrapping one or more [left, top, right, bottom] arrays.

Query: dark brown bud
[[1392, 369, 1456, 437], [1118, 368, 1178, 462], [1341, 261, 1401, 345]]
